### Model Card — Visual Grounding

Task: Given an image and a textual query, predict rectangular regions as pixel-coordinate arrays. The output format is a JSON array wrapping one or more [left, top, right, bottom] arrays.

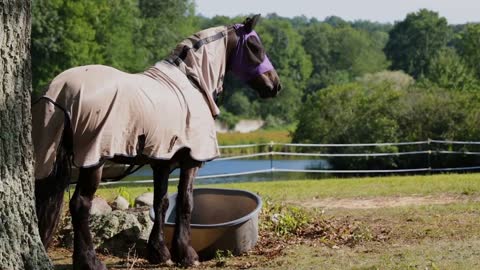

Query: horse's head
[[228, 15, 282, 98]]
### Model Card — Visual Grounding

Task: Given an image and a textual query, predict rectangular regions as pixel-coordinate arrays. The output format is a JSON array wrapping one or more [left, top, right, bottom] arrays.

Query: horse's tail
[[33, 98, 73, 248]]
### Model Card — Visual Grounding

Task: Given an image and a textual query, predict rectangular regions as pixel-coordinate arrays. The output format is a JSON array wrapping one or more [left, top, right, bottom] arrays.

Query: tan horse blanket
[[33, 26, 230, 179]]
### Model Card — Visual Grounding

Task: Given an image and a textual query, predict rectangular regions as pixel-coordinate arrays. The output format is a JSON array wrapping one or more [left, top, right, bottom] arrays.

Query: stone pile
[[59, 192, 155, 256]]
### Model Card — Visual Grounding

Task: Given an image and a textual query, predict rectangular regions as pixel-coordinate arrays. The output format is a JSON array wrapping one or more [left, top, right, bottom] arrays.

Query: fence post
[[269, 141, 274, 181], [427, 138, 432, 174]]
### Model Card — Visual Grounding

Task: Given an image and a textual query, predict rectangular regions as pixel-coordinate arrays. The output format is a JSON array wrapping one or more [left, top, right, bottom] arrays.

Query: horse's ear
[[243, 14, 261, 33]]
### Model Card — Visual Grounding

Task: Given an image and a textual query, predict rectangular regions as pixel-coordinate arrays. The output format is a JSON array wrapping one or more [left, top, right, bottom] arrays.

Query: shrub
[[293, 77, 480, 170]]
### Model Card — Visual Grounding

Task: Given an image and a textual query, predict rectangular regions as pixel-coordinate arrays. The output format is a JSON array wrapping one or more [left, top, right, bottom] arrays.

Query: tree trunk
[[0, 1, 53, 269]]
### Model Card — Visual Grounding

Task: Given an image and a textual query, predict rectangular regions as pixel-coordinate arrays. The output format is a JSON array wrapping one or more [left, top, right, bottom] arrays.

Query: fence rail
[[100, 139, 480, 186]]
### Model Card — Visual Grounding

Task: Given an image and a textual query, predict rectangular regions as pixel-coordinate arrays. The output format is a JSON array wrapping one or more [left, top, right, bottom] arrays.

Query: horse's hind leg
[[69, 165, 106, 270], [172, 158, 201, 267], [147, 161, 172, 265]]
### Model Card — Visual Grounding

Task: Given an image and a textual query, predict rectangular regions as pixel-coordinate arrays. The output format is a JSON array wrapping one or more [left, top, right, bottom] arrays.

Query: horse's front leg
[[147, 161, 172, 265], [69, 165, 106, 270], [172, 159, 201, 267]]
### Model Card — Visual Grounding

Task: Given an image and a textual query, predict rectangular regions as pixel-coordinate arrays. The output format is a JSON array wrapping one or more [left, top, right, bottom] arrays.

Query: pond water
[[128, 159, 331, 184]]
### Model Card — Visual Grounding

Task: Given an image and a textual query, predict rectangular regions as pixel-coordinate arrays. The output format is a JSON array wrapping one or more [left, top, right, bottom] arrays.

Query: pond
[[128, 158, 331, 184]]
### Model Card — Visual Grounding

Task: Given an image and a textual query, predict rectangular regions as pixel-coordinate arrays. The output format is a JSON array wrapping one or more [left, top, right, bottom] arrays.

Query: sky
[[195, 0, 479, 24]]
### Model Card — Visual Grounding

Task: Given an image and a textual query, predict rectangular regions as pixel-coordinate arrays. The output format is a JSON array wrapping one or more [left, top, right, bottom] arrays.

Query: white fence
[[99, 139, 480, 186]]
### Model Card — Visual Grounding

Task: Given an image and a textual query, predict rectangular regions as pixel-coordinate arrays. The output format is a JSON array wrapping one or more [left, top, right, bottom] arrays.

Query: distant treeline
[[32, 2, 480, 155]]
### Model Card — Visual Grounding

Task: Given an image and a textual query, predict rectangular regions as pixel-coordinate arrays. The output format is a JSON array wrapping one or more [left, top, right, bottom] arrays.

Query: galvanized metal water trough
[[149, 188, 262, 260]]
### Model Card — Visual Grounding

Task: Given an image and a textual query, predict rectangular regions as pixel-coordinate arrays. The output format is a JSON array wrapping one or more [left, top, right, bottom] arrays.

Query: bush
[[293, 77, 480, 170], [260, 198, 313, 236], [216, 109, 240, 130]]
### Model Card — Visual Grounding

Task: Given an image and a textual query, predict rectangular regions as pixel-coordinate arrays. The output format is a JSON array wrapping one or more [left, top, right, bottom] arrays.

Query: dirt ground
[[50, 194, 480, 269], [296, 194, 480, 209]]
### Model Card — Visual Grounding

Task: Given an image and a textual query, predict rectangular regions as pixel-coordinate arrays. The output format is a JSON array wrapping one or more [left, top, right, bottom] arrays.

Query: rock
[[234, 119, 264, 133], [112, 195, 129, 210], [134, 192, 154, 207], [90, 197, 112, 216], [59, 208, 153, 257]]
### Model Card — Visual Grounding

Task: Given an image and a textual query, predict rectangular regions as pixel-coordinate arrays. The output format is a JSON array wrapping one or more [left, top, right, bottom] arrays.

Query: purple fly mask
[[230, 24, 275, 82]]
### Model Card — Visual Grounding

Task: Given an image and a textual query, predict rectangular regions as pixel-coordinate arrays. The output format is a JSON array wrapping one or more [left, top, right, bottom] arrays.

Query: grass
[[91, 173, 480, 203], [217, 130, 291, 145], [268, 237, 480, 270], [58, 173, 480, 269], [260, 200, 480, 270]]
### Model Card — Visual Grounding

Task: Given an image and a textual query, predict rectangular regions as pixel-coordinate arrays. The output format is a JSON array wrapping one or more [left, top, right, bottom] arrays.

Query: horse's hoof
[[177, 247, 200, 267], [165, 259, 174, 266], [147, 241, 171, 264], [177, 259, 200, 268]]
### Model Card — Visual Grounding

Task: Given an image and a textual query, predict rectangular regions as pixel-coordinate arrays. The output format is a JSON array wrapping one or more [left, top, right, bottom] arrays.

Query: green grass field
[[58, 173, 480, 269], [95, 173, 480, 203], [217, 130, 292, 145]]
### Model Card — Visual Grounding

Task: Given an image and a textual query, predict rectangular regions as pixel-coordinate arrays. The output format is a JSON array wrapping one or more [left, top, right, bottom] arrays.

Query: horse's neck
[[172, 26, 231, 116]]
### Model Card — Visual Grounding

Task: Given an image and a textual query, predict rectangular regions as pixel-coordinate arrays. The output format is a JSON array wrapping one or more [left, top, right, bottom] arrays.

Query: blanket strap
[[101, 163, 146, 182], [167, 30, 228, 66]]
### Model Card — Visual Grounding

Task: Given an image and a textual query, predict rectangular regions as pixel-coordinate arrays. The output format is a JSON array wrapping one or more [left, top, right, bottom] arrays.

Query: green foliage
[[351, 20, 393, 33], [456, 23, 480, 79], [422, 47, 479, 91], [294, 81, 402, 145], [254, 16, 313, 123], [263, 115, 286, 129], [302, 22, 388, 93], [95, 0, 148, 72], [385, 9, 452, 78], [223, 92, 253, 117], [117, 187, 134, 206], [214, 249, 233, 267], [31, 6, 480, 153], [31, 0, 66, 92], [138, 0, 198, 64], [261, 198, 312, 236], [31, 0, 196, 93], [356, 70, 414, 90], [216, 109, 240, 130], [396, 86, 480, 142], [217, 130, 291, 145], [293, 74, 480, 170]]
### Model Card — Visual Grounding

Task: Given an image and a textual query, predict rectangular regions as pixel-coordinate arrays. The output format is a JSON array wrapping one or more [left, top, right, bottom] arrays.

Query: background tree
[[31, 0, 67, 92], [384, 9, 451, 78], [0, 1, 53, 268], [293, 70, 480, 170], [293, 80, 403, 170], [302, 22, 388, 94], [32, 0, 109, 92], [423, 47, 478, 91], [94, 0, 149, 72], [217, 15, 313, 127], [31, 0, 197, 93], [254, 15, 313, 125], [456, 23, 480, 79], [138, 0, 198, 64]]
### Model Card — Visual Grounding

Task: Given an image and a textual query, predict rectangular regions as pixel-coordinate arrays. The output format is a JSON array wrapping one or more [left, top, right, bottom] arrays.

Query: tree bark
[[0, 1, 53, 269]]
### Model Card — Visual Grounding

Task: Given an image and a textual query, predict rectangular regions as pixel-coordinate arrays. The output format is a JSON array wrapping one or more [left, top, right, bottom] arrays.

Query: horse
[[32, 15, 281, 269]]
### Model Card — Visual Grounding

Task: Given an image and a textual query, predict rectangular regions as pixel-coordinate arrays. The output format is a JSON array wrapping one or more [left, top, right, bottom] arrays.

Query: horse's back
[[33, 62, 219, 178], [37, 64, 191, 167], [47, 65, 128, 99]]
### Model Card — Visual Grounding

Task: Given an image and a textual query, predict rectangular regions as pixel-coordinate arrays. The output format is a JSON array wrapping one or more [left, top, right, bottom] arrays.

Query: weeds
[[117, 187, 134, 206], [126, 244, 139, 270], [255, 197, 375, 260], [214, 250, 233, 267], [261, 197, 312, 236]]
